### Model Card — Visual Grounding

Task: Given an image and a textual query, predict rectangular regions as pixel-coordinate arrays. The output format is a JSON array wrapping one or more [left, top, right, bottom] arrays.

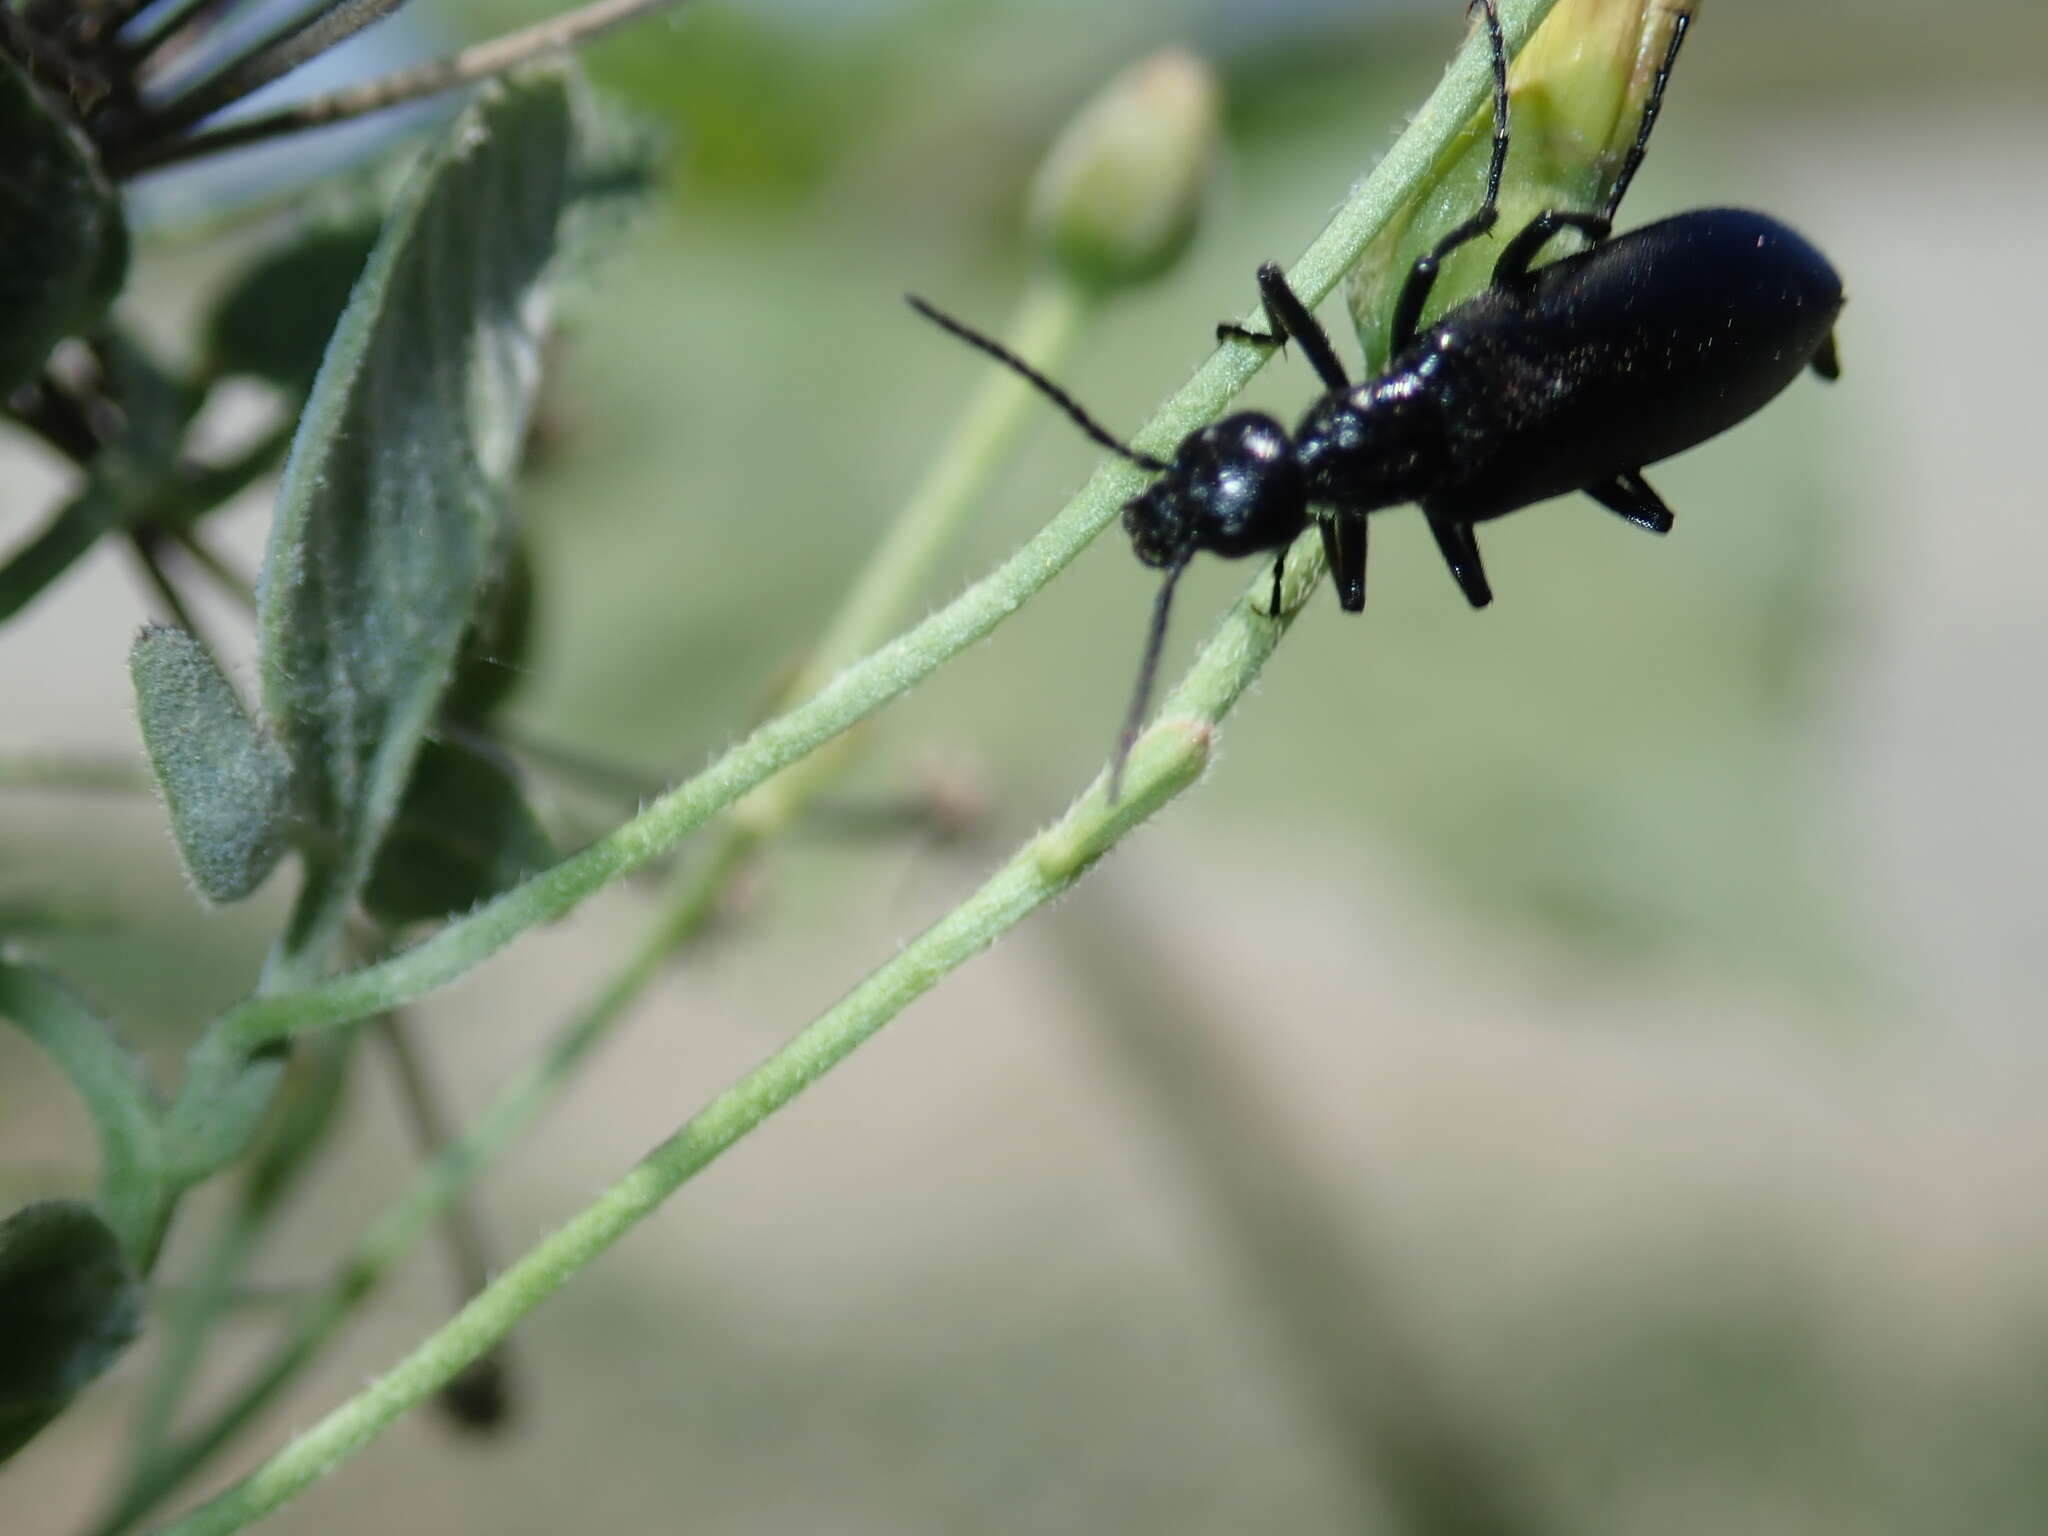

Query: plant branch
[[150, 8, 1572, 1514], [152, 523, 1313, 1534], [183, 0, 1557, 1067], [104, 275, 1088, 1521], [118, 0, 700, 174], [133, 0, 417, 146]]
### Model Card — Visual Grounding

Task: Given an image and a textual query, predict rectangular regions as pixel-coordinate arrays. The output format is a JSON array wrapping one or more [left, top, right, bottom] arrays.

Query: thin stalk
[[484, 724, 665, 804], [116, 281, 1087, 1512], [122, 1205, 264, 1481], [145, 22, 1565, 1522], [119, 0, 700, 174], [154, 416, 298, 538], [153, 519, 1316, 1534], [99, 1035, 354, 1536], [132, 0, 414, 144], [165, 527, 255, 611], [178, 0, 1555, 1061], [124, 532, 209, 642], [802, 279, 1093, 697], [370, 1015, 499, 1310], [110, 838, 749, 1536], [369, 1013, 512, 1426]]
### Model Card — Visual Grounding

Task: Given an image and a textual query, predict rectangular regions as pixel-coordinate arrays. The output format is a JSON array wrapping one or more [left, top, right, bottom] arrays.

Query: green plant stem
[[124, 1205, 263, 1477], [154, 538, 1305, 1534], [181, 0, 1557, 1067], [803, 278, 1094, 696], [124, 532, 207, 642], [165, 527, 255, 612], [150, 13, 1567, 1521], [108, 281, 1092, 1524], [107, 1036, 352, 1533], [111, 843, 747, 1536]]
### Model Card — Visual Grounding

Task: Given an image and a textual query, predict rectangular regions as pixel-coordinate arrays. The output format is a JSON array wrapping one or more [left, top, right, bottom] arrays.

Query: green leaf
[[0, 1201, 145, 1464], [440, 537, 536, 725], [201, 84, 656, 397], [0, 50, 128, 394], [161, 1035, 286, 1192], [132, 627, 293, 905], [365, 738, 555, 929], [0, 480, 127, 624], [256, 69, 578, 954], [0, 332, 195, 624], [0, 964, 167, 1264], [555, 85, 665, 286], [204, 221, 382, 393]]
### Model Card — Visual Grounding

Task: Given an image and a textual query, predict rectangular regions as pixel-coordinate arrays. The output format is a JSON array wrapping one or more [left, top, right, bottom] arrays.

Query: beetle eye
[[1121, 484, 1190, 570]]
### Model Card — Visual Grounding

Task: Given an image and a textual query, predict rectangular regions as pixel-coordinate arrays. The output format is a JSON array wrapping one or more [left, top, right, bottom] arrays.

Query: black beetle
[[910, 2, 1843, 792]]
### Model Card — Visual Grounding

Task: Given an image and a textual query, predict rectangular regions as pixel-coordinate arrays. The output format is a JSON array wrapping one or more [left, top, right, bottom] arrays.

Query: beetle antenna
[[907, 296, 1169, 473], [1108, 553, 1191, 803]]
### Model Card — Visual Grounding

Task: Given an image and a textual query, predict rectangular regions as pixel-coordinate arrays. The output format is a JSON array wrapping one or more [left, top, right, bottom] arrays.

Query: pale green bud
[[1348, 0, 1700, 369], [1028, 49, 1222, 294]]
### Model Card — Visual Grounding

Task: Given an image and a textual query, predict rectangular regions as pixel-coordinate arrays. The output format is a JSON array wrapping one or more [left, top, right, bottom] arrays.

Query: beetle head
[[1121, 412, 1306, 569]]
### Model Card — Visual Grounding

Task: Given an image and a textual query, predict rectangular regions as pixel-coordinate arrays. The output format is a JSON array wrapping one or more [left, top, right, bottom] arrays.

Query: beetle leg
[[1811, 330, 1842, 381], [1493, 210, 1613, 285], [1493, 15, 1691, 285], [1586, 470, 1674, 534], [1602, 12, 1691, 224], [1265, 547, 1288, 616], [1218, 263, 1351, 393], [1390, 0, 1512, 354], [1319, 514, 1368, 612], [1425, 511, 1492, 608]]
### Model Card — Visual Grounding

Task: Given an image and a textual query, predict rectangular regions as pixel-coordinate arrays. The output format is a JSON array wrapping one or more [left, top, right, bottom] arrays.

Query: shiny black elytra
[[909, 2, 1844, 795]]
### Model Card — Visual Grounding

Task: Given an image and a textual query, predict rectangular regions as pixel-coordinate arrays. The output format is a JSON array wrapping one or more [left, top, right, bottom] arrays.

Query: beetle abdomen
[[1428, 208, 1844, 520]]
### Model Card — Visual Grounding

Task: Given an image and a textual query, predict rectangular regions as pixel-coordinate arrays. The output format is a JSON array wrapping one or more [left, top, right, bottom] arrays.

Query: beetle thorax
[[1122, 411, 1307, 568], [1292, 372, 1449, 513]]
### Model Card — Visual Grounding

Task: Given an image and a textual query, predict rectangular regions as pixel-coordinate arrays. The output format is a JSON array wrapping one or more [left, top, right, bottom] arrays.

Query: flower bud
[[1027, 49, 1221, 294], [1348, 0, 1699, 368]]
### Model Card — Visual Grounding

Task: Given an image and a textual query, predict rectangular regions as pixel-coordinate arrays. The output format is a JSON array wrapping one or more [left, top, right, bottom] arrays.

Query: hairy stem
[[150, 13, 1568, 1523], [155, 542, 1300, 1534], [184, 0, 1555, 1065], [115, 278, 1089, 1517], [119, 0, 700, 173]]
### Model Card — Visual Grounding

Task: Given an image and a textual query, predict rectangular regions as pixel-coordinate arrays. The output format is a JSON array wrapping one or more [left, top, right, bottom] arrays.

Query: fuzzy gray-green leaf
[[256, 70, 576, 948], [132, 626, 292, 904], [0, 50, 128, 394], [0, 1200, 145, 1463]]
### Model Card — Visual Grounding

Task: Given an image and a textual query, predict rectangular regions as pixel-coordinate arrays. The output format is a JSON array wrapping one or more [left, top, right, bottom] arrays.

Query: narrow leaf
[[256, 69, 576, 951], [365, 738, 555, 928], [0, 1202, 145, 1464], [0, 50, 129, 393], [0, 481, 126, 624], [132, 626, 293, 904], [0, 332, 200, 623], [0, 964, 167, 1263]]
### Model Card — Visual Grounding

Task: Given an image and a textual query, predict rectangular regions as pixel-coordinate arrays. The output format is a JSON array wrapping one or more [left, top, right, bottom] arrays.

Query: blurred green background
[[6, 0, 2048, 1531]]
